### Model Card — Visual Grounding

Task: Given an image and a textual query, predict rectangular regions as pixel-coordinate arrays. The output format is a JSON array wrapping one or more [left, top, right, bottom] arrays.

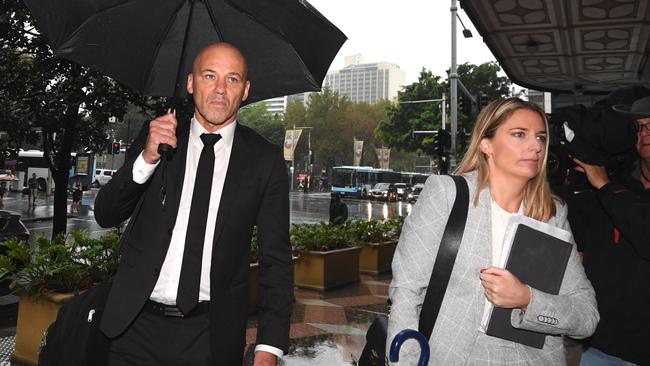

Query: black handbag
[[358, 175, 469, 366], [38, 279, 112, 366]]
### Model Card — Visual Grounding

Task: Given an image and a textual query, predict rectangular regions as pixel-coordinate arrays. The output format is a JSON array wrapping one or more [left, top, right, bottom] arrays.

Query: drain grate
[[0, 335, 14, 362]]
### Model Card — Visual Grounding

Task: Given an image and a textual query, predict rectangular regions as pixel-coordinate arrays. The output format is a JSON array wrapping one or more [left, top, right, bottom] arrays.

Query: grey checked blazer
[[387, 173, 599, 365]]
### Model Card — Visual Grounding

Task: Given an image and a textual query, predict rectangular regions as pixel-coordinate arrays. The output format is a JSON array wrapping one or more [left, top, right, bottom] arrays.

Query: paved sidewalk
[[0, 190, 58, 223]]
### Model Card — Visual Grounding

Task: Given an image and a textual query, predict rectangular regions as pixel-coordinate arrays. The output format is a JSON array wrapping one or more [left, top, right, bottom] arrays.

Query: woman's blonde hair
[[455, 97, 558, 222]]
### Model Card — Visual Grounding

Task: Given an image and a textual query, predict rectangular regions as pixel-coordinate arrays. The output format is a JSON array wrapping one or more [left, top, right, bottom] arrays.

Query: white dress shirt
[[131, 117, 283, 359]]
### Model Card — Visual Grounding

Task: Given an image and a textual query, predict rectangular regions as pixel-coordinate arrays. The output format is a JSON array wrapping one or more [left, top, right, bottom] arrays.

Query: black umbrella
[[23, 0, 346, 103]]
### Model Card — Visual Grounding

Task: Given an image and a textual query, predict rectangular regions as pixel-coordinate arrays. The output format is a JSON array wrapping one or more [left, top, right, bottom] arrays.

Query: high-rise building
[[262, 96, 287, 115], [286, 92, 314, 107], [323, 54, 405, 104]]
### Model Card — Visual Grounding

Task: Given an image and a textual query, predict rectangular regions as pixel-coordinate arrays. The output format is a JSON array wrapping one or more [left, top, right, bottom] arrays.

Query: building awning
[[459, 0, 650, 94]]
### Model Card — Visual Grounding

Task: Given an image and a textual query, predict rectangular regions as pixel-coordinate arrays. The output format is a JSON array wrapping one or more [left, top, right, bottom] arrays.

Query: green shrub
[[290, 222, 352, 252], [345, 219, 389, 245], [0, 229, 120, 297]]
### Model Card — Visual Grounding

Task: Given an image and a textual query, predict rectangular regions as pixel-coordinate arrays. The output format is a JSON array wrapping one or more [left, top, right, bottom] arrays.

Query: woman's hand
[[480, 267, 531, 310]]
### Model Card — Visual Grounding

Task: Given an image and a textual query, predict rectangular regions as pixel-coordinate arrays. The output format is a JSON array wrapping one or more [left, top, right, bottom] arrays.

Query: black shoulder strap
[[418, 175, 469, 339]]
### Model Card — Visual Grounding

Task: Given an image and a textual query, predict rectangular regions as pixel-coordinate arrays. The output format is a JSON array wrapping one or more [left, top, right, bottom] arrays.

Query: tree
[[0, 1, 162, 236], [375, 69, 446, 155], [238, 102, 284, 145], [283, 100, 307, 129], [304, 88, 352, 172], [376, 63, 513, 163], [453, 62, 512, 122]]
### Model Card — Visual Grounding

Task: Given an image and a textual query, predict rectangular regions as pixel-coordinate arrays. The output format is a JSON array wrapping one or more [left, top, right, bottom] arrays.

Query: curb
[[21, 214, 74, 224]]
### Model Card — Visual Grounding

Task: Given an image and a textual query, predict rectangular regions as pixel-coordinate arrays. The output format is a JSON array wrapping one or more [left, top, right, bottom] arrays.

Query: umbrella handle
[[158, 102, 179, 158], [389, 329, 430, 366], [158, 143, 173, 157]]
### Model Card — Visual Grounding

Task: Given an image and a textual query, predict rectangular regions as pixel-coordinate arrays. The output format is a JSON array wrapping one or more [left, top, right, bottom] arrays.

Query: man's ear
[[186, 74, 194, 95], [242, 80, 250, 102]]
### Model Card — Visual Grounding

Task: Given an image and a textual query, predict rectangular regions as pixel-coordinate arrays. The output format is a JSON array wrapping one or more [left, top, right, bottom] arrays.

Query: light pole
[[450, 0, 473, 168]]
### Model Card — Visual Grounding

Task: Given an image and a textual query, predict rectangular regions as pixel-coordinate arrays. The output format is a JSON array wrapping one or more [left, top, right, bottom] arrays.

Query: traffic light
[[433, 131, 441, 156], [476, 94, 482, 112], [459, 95, 472, 117], [437, 129, 451, 155], [112, 142, 121, 154]]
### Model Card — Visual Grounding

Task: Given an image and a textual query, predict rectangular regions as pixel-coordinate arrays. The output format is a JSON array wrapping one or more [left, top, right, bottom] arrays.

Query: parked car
[[370, 183, 398, 201], [407, 184, 424, 203], [92, 169, 116, 187], [0, 211, 30, 296], [394, 183, 411, 200]]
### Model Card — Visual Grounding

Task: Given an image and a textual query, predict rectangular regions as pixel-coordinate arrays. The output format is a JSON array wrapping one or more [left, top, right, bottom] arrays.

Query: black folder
[[485, 223, 573, 349]]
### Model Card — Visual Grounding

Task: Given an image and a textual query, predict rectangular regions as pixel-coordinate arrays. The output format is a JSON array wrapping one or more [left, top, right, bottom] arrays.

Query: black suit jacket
[[94, 120, 293, 365]]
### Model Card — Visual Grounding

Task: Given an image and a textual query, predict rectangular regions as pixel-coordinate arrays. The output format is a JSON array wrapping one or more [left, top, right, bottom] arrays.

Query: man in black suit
[[94, 43, 293, 366]]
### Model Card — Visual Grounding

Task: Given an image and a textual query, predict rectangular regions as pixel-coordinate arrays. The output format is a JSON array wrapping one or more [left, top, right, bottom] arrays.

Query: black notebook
[[481, 216, 573, 349]]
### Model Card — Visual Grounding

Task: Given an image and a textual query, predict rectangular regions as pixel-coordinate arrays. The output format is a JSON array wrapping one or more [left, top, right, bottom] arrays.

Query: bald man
[[95, 43, 293, 366]]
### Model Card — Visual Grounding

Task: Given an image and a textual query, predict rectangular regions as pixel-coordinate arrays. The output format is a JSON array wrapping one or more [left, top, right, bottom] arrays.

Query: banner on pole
[[353, 139, 364, 166], [375, 147, 391, 169], [283, 129, 302, 161]]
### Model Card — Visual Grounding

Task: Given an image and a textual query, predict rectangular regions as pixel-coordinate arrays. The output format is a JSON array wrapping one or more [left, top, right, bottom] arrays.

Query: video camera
[[546, 86, 650, 188]]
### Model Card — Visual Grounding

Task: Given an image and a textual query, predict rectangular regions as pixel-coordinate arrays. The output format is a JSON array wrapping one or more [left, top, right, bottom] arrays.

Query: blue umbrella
[[389, 329, 430, 366]]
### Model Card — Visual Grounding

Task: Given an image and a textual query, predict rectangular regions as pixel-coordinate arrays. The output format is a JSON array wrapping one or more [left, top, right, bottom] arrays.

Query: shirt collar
[[190, 116, 236, 148]]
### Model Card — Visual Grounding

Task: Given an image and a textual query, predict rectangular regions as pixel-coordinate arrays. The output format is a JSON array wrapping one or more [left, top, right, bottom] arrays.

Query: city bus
[[400, 171, 430, 186], [331, 166, 401, 198]]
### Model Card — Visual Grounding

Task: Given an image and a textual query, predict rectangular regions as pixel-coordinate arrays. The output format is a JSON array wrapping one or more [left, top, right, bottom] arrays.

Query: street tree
[[452, 62, 512, 121], [375, 69, 446, 155], [0, 1, 157, 237], [238, 102, 284, 145]]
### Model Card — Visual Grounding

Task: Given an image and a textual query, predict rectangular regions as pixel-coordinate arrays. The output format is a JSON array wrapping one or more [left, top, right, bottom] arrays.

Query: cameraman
[[572, 96, 650, 366]]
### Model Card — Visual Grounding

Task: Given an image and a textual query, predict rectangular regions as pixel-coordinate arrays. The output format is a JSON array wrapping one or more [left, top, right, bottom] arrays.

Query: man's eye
[[204, 74, 215, 80], [227, 76, 240, 83]]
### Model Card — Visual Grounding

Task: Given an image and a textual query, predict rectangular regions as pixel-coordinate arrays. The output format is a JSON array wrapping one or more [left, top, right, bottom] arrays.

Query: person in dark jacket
[[329, 192, 348, 225], [571, 95, 650, 366]]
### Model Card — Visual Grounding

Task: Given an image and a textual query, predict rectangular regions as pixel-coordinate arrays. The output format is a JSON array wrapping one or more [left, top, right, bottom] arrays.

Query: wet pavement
[[3, 189, 414, 238], [0, 190, 583, 365], [0, 188, 405, 365], [244, 274, 391, 365]]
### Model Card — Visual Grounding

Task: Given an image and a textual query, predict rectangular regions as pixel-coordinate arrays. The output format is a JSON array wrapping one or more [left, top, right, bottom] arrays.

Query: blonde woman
[[387, 98, 598, 365]]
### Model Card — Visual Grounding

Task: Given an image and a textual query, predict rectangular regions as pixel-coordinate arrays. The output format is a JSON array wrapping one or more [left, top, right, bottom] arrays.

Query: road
[[16, 189, 414, 239]]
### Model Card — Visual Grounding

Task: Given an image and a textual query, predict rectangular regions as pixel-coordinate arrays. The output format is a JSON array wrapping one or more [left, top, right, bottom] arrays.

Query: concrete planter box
[[359, 240, 398, 274], [294, 246, 361, 290], [14, 293, 73, 365]]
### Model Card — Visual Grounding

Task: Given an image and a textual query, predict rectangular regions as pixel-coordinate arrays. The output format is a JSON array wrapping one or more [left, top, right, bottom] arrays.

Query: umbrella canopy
[[23, 0, 346, 103], [0, 171, 18, 182]]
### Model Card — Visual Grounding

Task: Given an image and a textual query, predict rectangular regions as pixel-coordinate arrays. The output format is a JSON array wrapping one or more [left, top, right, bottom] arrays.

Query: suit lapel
[[211, 124, 249, 250]]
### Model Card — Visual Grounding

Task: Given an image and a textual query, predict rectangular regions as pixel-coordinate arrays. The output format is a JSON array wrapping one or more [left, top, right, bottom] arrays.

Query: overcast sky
[[307, 0, 500, 85]]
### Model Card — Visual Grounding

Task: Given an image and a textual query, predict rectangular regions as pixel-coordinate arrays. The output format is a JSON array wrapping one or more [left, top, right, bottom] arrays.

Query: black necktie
[[176, 133, 222, 314]]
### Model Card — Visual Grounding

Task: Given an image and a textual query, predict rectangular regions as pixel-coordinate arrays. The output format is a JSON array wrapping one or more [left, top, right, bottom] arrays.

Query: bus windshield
[[331, 168, 354, 187]]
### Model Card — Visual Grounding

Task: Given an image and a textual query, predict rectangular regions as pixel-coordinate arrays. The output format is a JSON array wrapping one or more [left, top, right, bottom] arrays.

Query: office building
[[323, 54, 405, 104]]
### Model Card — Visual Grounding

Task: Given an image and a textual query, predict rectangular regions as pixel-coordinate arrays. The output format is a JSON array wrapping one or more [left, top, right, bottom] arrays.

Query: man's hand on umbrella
[[143, 109, 178, 164]]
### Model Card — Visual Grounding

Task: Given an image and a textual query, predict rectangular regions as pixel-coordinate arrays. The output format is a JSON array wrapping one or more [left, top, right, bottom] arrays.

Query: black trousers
[[108, 309, 212, 366]]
